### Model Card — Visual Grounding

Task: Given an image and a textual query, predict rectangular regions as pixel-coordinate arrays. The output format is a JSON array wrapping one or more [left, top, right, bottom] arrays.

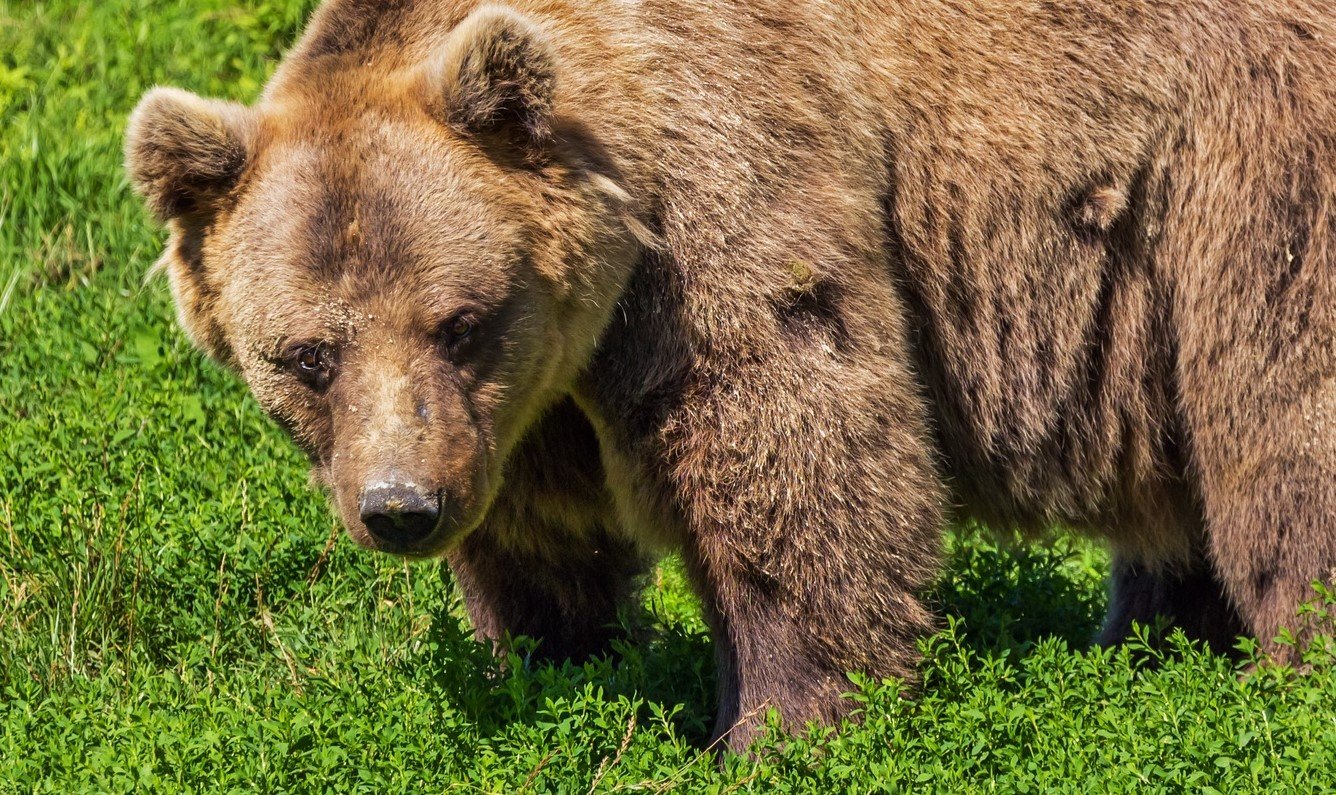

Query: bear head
[[125, 5, 649, 556]]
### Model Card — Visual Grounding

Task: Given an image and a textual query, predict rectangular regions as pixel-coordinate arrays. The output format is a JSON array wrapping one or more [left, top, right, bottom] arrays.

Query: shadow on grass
[[932, 532, 1107, 658], [412, 532, 1107, 741], [414, 567, 717, 742]]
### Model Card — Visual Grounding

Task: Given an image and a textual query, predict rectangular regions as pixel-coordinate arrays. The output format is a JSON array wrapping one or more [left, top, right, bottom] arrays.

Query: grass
[[2, 1, 1335, 791]]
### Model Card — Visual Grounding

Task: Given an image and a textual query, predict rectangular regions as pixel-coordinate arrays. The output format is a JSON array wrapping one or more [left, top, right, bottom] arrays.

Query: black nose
[[359, 482, 440, 546]]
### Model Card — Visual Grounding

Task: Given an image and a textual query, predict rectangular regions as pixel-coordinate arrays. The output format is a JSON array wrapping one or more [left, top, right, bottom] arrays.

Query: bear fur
[[126, 0, 1336, 749]]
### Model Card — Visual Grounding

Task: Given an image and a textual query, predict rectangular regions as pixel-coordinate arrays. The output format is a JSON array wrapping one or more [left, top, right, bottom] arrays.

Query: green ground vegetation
[[2, 1, 1335, 791]]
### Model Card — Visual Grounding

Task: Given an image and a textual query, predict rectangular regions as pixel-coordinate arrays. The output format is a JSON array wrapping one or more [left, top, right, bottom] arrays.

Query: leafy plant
[[1, 1, 1334, 791]]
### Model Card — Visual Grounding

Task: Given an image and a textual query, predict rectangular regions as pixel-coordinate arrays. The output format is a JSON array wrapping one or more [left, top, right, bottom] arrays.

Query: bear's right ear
[[125, 87, 257, 221], [423, 5, 558, 156]]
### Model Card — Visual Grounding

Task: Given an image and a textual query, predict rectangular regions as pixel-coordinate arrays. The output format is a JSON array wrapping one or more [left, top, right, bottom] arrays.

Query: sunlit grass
[[2, 1, 1334, 790]]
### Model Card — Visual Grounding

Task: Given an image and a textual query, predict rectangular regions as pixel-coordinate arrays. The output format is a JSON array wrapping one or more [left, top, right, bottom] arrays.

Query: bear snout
[[358, 479, 441, 549]]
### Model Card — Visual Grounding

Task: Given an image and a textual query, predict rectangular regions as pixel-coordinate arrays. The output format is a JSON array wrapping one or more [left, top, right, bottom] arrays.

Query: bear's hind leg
[[1175, 323, 1336, 661], [1099, 552, 1246, 656], [1168, 90, 1336, 663], [1173, 231, 1336, 659], [1196, 457, 1336, 666], [1176, 333, 1336, 663]]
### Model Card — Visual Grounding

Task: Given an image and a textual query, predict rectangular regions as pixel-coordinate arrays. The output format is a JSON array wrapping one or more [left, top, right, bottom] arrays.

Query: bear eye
[[287, 342, 335, 389], [296, 346, 324, 372], [440, 314, 476, 349]]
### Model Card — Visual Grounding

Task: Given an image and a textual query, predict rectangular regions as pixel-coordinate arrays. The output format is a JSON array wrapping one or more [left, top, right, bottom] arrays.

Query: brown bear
[[125, 0, 1336, 749]]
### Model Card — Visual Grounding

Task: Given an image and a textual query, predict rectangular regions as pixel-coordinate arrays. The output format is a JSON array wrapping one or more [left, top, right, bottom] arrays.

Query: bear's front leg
[[582, 282, 948, 749], [449, 399, 649, 663], [671, 364, 946, 749], [449, 520, 646, 663]]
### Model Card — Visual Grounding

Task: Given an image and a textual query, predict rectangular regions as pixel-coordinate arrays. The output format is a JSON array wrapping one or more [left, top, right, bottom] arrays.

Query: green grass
[[2, 1, 1335, 791]]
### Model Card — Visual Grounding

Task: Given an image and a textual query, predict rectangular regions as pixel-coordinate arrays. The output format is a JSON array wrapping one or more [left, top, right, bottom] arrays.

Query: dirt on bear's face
[[126, 10, 644, 556]]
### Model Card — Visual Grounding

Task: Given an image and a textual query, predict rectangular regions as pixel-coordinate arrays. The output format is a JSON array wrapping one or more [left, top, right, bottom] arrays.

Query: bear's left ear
[[424, 5, 558, 155]]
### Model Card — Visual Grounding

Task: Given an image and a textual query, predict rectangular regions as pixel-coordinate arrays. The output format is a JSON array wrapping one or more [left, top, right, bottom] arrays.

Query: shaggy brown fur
[[126, 0, 1336, 749]]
